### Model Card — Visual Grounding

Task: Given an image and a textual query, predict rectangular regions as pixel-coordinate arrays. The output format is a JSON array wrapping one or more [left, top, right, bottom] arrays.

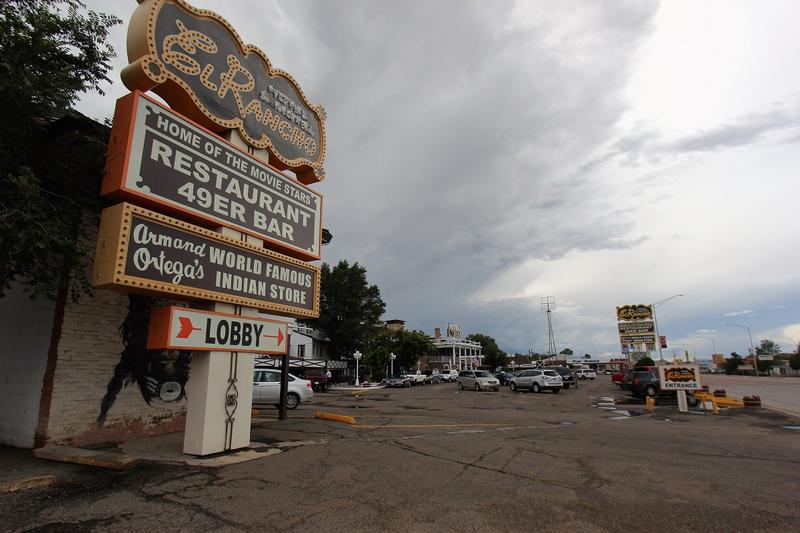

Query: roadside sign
[[616, 305, 653, 321], [619, 334, 656, 344], [102, 92, 323, 261], [122, 0, 327, 183], [618, 321, 655, 335], [147, 306, 288, 354], [92, 203, 320, 318], [658, 364, 701, 390]]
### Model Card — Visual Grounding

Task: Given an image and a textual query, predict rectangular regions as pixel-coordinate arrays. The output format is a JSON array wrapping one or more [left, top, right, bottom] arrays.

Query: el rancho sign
[[93, 203, 320, 318], [122, 0, 326, 183], [102, 91, 323, 260]]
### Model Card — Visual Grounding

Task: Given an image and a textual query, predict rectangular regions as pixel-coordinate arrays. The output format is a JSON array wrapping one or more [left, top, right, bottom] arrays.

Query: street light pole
[[353, 351, 362, 386], [726, 323, 758, 376], [696, 335, 717, 356], [652, 294, 684, 363], [390, 352, 396, 378]]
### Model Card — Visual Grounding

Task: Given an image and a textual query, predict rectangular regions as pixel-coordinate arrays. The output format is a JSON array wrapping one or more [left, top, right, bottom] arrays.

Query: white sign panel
[[147, 306, 288, 354], [658, 364, 702, 391]]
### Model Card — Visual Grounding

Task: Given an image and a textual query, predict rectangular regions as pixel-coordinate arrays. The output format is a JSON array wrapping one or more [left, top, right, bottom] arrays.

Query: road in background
[[701, 374, 800, 417]]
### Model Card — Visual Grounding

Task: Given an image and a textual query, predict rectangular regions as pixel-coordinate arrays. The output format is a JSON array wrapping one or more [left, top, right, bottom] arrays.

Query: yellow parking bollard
[[646, 396, 655, 413]]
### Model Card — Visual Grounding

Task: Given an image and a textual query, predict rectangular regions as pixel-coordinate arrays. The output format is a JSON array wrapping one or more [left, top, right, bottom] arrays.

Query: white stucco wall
[[0, 286, 55, 447]]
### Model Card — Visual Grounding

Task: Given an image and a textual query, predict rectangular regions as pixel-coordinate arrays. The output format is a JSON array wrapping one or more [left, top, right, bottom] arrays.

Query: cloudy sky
[[77, 0, 800, 359]]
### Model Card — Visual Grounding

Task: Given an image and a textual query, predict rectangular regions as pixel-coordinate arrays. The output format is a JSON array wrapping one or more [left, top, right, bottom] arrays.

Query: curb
[[315, 412, 357, 425], [33, 446, 139, 470], [0, 475, 57, 494]]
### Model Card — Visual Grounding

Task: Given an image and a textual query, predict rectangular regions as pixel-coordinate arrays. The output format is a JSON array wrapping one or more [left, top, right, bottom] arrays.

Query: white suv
[[509, 369, 563, 393], [441, 369, 459, 382], [573, 369, 597, 380]]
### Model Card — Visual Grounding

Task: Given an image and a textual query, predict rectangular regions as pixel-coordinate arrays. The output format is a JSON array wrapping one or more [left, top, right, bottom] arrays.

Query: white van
[[573, 368, 597, 380]]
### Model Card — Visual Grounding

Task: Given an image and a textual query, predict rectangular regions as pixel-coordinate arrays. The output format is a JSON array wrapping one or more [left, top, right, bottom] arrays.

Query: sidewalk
[[0, 421, 288, 493]]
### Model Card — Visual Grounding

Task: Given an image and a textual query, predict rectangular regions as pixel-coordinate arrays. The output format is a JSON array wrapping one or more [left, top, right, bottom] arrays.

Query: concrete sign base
[[183, 302, 257, 456]]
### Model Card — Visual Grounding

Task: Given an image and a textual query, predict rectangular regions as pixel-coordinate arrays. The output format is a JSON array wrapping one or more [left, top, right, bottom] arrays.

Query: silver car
[[457, 370, 500, 391], [509, 369, 563, 393], [253, 368, 314, 409]]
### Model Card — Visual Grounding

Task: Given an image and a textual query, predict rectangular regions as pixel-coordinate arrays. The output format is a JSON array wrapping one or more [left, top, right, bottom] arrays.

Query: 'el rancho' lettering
[[122, 0, 326, 184]]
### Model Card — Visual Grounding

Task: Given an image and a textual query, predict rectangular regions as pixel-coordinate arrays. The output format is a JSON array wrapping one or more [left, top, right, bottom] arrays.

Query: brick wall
[[40, 222, 187, 447], [42, 286, 188, 446]]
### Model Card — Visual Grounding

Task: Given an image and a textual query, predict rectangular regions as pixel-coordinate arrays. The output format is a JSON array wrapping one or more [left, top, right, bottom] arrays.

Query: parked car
[[303, 369, 330, 392], [439, 370, 458, 383], [621, 366, 699, 405], [385, 375, 411, 388], [573, 368, 597, 380], [457, 370, 500, 391], [422, 370, 442, 383], [509, 369, 563, 393], [494, 371, 516, 386], [612, 370, 626, 388], [546, 366, 576, 389], [403, 370, 428, 385], [253, 368, 313, 409], [622, 367, 658, 396]]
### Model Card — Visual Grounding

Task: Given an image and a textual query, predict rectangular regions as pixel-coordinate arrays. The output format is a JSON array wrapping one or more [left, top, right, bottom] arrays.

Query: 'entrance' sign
[[93, 203, 320, 318], [147, 306, 288, 354], [102, 91, 323, 261], [658, 365, 701, 390], [122, 0, 326, 183]]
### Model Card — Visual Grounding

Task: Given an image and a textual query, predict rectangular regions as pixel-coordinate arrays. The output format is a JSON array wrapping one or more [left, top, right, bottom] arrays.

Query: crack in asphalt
[[386, 439, 574, 490]]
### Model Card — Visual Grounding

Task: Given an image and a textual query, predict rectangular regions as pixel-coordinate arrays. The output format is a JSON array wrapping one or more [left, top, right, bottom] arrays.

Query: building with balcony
[[423, 327, 483, 370]]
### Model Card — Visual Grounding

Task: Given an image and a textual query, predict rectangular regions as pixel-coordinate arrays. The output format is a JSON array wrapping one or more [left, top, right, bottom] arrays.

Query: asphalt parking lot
[[3, 378, 800, 532]]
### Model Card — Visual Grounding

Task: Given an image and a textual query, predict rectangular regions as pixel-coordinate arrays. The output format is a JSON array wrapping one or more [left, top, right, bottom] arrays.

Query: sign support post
[[184, 135, 266, 455]]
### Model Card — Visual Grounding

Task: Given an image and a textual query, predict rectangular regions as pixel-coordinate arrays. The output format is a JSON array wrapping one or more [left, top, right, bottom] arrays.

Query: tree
[[303, 260, 386, 360], [725, 352, 743, 375], [363, 329, 434, 379], [363, 333, 393, 381], [636, 356, 655, 367], [789, 353, 800, 372], [0, 1, 121, 301], [755, 339, 781, 356], [466, 333, 508, 369], [753, 339, 781, 374], [559, 348, 574, 356]]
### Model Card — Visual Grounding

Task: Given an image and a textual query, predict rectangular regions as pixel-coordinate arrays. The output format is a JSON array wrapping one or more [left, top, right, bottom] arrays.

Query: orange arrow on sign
[[177, 317, 201, 339], [263, 328, 285, 346]]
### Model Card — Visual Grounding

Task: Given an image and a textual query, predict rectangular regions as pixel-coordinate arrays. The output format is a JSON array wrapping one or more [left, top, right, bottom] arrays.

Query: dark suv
[[622, 366, 659, 397], [622, 366, 699, 405], [546, 366, 577, 389]]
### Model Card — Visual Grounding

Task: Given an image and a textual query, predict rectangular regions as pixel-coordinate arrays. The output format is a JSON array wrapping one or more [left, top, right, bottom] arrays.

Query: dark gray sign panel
[[93, 203, 320, 318], [102, 92, 322, 260], [122, 0, 326, 183], [618, 321, 655, 336]]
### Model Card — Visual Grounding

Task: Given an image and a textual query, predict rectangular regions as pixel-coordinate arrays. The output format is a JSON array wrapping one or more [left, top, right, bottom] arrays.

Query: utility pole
[[541, 296, 557, 363]]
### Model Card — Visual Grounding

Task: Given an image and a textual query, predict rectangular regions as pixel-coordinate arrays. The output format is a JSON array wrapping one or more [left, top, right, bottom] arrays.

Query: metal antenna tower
[[541, 296, 557, 361]]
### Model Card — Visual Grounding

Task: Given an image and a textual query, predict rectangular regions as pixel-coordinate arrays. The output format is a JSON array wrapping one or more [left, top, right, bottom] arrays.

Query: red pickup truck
[[612, 370, 626, 388], [304, 370, 330, 392]]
